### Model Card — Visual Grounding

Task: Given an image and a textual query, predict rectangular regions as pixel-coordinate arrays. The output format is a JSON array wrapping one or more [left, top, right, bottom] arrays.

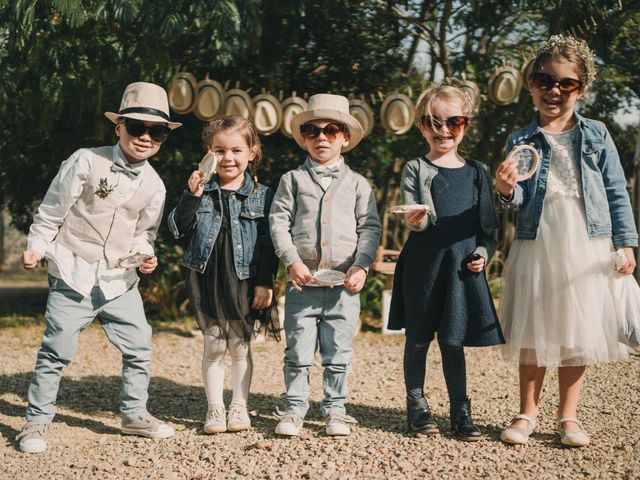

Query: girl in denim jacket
[[388, 86, 504, 441], [496, 36, 637, 447], [168, 116, 279, 434]]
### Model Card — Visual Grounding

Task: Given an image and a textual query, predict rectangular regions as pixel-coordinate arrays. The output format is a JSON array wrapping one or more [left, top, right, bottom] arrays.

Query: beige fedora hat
[[488, 66, 522, 106], [349, 99, 375, 137], [291, 94, 364, 152], [167, 72, 198, 115], [105, 82, 182, 129], [252, 93, 283, 136], [280, 95, 308, 138], [193, 76, 225, 121], [380, 93, 415, 135], [223, 89, 254, 119]]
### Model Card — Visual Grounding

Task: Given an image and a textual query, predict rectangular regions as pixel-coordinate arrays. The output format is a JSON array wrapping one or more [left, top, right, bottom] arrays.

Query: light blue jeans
[[26, 275, 152, 423], [282, 284, 360, 418]]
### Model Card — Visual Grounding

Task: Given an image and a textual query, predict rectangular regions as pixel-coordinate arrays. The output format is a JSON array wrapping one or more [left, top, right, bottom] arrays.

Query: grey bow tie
[[313, 165, 340, 178], [111, 157, 142, 179]]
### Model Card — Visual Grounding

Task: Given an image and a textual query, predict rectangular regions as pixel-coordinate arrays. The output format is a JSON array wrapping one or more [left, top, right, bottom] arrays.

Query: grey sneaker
[[325, 413, 357, 436], [227, 404, 251, 432], [16, 422, 48, 453], [204, 405, 226, 434], [121, 411, 174, 439], [274, 410, 303, 436]]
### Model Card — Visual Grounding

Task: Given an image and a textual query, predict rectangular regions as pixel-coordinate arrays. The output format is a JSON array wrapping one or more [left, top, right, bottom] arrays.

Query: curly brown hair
[[201, 115, 263, 190]]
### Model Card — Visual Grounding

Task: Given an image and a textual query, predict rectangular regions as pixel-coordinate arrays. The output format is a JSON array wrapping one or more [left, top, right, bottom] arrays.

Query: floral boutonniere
[[95, 178, 115, 199]]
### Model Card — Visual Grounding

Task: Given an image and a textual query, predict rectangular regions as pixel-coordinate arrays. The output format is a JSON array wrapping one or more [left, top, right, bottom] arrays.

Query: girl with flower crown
[[496, 35, 637, 447]]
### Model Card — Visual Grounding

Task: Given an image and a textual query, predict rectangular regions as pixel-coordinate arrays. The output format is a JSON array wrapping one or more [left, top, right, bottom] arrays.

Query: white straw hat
[[291, 94, 364, 152], [105, 82, 181, 129]]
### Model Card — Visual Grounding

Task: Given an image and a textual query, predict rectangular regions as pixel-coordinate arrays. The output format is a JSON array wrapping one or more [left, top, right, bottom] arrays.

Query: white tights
[[202, 334, 252, 407]]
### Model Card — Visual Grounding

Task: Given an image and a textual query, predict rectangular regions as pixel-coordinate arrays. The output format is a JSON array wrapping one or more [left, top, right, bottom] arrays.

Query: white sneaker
[[121, 411, 175, 439], [325, 413, 357, 436], [204, 405, 226, 434], [227, 404, 251, 432], [274, 411, 303, 436], [17, 422, 48, 453]]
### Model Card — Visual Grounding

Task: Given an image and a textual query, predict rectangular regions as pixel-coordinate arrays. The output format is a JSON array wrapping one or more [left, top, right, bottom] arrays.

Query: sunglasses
[[530, 72, 584, 93], [123, 119, 171, 143], [421, 115, 469, 134], [299, 123, 348, 142]]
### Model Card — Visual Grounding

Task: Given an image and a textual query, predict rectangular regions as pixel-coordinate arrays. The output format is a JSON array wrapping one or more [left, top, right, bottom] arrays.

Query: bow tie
[[313, 165, 340, 179], [111, 157, 143, 179]]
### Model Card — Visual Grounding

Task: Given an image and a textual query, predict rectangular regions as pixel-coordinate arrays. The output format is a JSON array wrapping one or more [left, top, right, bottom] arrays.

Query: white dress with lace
[[500, 126, 629, 367]]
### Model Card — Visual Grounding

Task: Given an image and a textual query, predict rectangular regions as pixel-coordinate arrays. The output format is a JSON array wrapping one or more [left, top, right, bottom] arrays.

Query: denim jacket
[[167, 172, 275, 278], [500, 113, 638, 249], [401, 157, 500, 260]]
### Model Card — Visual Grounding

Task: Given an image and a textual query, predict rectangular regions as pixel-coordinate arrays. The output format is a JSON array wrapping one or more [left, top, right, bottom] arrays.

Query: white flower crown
[[536, 34, 597, 84]]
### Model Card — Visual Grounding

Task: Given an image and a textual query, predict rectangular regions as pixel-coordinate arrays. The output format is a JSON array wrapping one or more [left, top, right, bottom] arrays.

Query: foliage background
[[1, 0, 638, 322]]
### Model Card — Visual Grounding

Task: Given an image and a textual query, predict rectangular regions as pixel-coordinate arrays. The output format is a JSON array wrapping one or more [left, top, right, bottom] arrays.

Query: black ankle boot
[[450, 398, 482, 441], [407, 397, 439, 434]]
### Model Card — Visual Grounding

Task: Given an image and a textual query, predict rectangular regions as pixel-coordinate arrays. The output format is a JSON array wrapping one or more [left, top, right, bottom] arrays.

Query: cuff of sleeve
[[27, 238, 49, 258], [282, 249, 303, 268], [353, 254, 373, 272], [130, 244, 154, 256], [473, 246, 488, 261], [498, 191, 514, 204]]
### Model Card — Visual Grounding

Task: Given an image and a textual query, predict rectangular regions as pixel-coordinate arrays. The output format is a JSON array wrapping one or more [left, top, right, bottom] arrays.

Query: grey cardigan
[[269, 158, 381, 273]]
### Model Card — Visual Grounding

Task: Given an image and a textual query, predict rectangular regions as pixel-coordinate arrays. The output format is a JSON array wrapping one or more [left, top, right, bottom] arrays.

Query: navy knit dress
[[389, 160, 503, 347]]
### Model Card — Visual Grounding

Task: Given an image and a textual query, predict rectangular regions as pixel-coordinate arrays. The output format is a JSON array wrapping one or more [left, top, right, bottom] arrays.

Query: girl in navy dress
[[388, 85, 504, 440]]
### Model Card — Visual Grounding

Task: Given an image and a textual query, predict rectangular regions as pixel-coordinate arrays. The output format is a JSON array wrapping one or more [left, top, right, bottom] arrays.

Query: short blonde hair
[[414, 85, 475, 129]]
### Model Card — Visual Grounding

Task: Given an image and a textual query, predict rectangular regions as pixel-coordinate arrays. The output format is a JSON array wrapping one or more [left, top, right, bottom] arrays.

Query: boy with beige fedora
[[16, 82, 180, 453], [270, 94, 381, 437]]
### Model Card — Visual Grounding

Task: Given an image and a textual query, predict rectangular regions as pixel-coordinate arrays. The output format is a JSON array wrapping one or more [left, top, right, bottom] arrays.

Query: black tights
[[403, 336, 467, 403]]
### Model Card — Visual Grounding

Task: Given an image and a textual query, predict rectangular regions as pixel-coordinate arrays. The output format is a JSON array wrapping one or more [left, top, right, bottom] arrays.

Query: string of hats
[[166, 59, 535, 137]]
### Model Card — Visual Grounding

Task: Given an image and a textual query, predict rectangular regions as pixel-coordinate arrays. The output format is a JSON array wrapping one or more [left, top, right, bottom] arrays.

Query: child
[[16, 82, 179, 453], [269, 94, 381, 436], [167, 115, 279, 434], [387, 85, 504, 441], [496, 35, 637, 447]]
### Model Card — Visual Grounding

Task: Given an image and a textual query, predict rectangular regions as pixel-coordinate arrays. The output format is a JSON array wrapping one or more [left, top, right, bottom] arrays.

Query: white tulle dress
[[500, 126, 632, 367]]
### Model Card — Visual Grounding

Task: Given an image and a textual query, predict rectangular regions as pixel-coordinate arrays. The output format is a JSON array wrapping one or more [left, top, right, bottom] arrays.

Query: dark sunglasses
[[299, 122, 348, 142], [530, 72, 584, 93], [123, 119, 170, 143], [421, 115, 469, 134]]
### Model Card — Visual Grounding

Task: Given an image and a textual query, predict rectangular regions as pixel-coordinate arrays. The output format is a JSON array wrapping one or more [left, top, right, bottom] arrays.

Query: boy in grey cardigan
[[269, 94, 381, 437]]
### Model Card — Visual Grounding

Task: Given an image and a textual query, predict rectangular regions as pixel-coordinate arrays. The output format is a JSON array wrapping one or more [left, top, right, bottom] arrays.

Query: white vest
[[56, 146, 164, 267]]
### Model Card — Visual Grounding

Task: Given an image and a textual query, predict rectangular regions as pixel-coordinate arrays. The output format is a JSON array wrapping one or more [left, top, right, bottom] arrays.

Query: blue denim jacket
[[167, 172, 274, 278], [501, 113, 638, 249]]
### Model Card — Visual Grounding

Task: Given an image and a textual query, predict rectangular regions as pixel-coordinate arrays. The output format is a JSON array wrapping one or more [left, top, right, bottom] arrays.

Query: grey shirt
[[270, 157, 381, 273]]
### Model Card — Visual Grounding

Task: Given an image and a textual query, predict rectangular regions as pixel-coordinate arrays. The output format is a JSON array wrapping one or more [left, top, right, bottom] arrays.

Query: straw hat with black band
[[105, 82, 182, 129], [290, 94, 364, 152]]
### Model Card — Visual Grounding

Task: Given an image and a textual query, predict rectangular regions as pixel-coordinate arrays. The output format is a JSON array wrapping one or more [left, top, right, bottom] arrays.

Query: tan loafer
[[558, 417, 589, 447], [500, 414, 535, 445]]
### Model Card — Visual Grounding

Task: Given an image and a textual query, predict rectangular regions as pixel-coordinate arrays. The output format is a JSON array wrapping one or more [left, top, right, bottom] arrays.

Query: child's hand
[[495, 159, 518, 198], [404, 209, 428, 227], [139, 255, 158, 274], [344, 265, 366, 293], [187, 171, 206, 197], [252, 286, 273, 310], [466, 253, 486, 273], [21, 250, 42, 270], [288, 262, 315, 291], [617, 247, 637, 275]]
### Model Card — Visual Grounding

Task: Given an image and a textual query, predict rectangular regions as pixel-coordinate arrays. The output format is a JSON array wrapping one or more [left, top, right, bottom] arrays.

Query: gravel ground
[[1, 322, 639, 479]]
